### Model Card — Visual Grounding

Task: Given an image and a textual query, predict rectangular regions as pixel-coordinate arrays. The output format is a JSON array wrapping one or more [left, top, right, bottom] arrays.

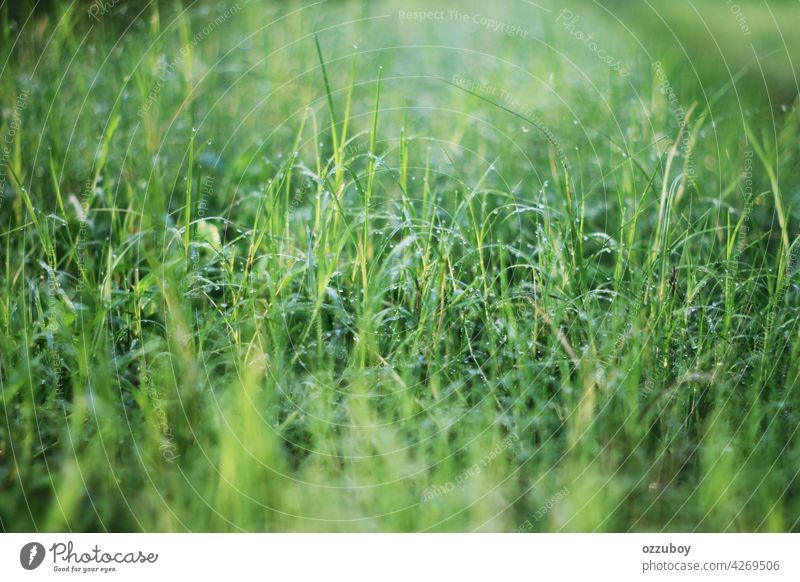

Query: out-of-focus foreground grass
[[0, 0, 798, 531]]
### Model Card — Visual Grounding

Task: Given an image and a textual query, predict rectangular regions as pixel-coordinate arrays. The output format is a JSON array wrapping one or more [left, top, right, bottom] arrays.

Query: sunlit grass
[[0, 0, 798, 532]]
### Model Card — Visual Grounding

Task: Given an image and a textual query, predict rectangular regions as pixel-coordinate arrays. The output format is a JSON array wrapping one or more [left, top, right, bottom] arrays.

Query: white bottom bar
[[1, 534, 796, 581]]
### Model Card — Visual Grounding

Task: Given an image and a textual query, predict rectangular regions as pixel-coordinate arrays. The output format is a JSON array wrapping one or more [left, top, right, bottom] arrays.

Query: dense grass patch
[[1, 0, 799, 531]]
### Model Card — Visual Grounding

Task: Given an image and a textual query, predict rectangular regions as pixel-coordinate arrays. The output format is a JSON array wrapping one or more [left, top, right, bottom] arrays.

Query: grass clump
[[1, 0, 799, 531]]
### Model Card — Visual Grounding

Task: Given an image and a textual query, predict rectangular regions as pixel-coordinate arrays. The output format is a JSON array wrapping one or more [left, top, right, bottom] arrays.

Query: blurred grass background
[[0, 0, 798, 532]]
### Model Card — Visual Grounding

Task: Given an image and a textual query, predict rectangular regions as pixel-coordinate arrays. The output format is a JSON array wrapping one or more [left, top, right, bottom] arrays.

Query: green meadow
[[1, 0, 799, 531]]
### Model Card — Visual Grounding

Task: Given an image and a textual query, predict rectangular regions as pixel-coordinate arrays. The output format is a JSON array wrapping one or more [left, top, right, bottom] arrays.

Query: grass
[[1, 0, 799, 532]]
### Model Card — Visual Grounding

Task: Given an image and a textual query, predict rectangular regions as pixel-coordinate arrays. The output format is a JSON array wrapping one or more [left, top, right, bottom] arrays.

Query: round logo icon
[[20, 542, 46, 570]]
